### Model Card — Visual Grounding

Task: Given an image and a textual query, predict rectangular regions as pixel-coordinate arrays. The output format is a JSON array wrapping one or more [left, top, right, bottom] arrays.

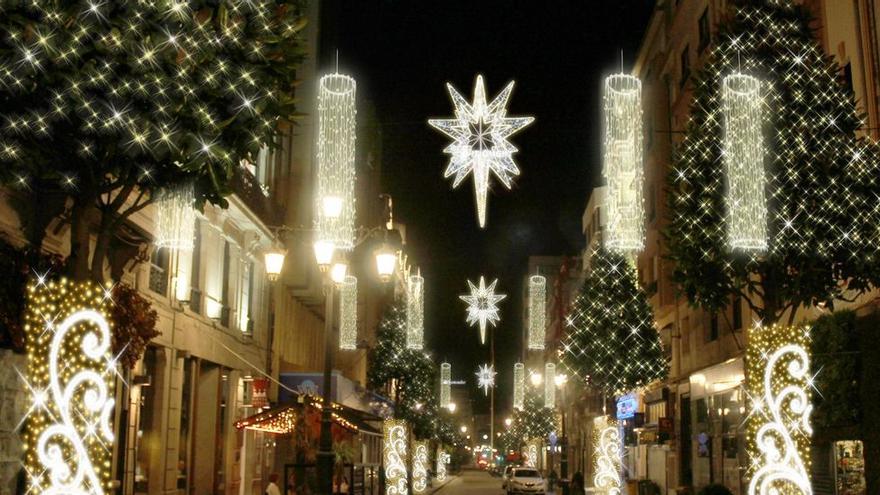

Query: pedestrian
[[569, 472, 585, 495], [265, 473, 282, 495], [547, 469, 558, 492]]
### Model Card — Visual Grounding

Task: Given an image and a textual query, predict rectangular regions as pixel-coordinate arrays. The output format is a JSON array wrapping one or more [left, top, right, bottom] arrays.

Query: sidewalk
[[427, 474, 457, 493]]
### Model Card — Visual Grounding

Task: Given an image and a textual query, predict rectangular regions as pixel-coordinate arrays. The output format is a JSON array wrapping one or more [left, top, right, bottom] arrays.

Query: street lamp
[[313, 240, 335, 271], [504, 417, 513, 427], [330, 260, 348, 284], [460, 425, 468, 433], [530, 372, 543, 387], [448, 402, 457, 413], [263, 243, 287, 282], [555, 373, 568, 388], [375, 243, 397, 282]]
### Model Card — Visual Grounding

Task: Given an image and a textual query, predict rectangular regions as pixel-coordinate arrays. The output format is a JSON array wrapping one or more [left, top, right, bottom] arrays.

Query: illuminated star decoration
[[475, 364, 497, 395], [460, 276, 507, 344], [428, 75, 534, 228]]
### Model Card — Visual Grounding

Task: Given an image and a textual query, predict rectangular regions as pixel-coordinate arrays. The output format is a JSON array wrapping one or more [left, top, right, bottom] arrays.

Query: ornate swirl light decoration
[[384, 419, 409, 495], [154, 181, 196, 251], [746, 324, 813, 495], [544, 362, 556, 408], [406, 273, 425, 350], [460, 276, 506, 344], [436, 448, 450, 482], [339, 275, 358, 350], [314, 73, 357, 250], [528, 275, 546, 350], [428, 75, 534, 228], [412, 440, 429, 493], [476, 364, 497, 396], [593, 415, 622, 495], [722, 73, 767, 251], [603, 74, 645, 253], [440, 362, 452, 409], [513, 362, 525, 410], [23, 278, 117, 495], [525, 439, 541, 468]]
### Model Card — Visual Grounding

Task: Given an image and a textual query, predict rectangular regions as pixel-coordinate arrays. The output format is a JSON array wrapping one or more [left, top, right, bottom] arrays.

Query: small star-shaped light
[[475, 364, 497, 396], [460, 276, 506, 344], [429, 75, 534, 228]]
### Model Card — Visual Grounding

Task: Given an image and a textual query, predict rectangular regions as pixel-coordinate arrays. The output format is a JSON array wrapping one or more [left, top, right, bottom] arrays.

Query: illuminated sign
[[616, 394, 638, 420]]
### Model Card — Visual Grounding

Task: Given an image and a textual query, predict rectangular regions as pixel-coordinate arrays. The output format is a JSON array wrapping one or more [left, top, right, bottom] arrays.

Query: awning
[[234, 398, 382, 436]]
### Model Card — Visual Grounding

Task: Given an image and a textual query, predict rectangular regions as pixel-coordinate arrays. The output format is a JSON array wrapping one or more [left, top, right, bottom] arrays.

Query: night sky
[[325, 1, 655, 415]]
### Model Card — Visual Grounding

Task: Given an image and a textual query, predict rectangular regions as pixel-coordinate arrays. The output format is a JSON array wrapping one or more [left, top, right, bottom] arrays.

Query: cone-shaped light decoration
[[544, 362, 556, 408], [339, 275, 358, 350], [314, 73, 357, 250], [603, 74, 645, 253], [406, 273, 425, 350], [528, 275, 546, 350], [440, 362, 451, 409], [722, 73, 767, 251], [513, 362, 525, 410], [154, 182, 196, 251]]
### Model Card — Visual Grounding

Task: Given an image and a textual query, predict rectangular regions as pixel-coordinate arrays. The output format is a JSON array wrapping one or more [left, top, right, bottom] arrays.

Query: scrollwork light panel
[[412, 441, 429, 493], [384, 419, 409, 495], [24, 278, 117, 495], [440, 362, 451, 408], [544, 362, 556, 408], [603, 74, 645, 253], [746, 324, 813, 495], [339, 275, 358, 350], [406, 274, 425, 350], [154, 182, 196, 251], [593, 416, 622, 495], [525, 439, 541, 468], [436, 448, 449, 482], [314, 73, 357, 249], [513, 362, 525, 410], [528, 275, 546, 350], [722, 74, 767, 251]]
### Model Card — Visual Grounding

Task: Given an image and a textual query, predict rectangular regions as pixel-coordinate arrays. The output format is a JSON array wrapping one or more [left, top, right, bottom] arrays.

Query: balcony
[[230, 165, 279, 227]]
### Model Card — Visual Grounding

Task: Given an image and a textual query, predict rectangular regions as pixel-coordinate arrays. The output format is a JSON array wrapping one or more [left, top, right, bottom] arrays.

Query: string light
[[603, 74, 645, 253], [440, 362, 452, 409], [314, 73, 357, 250], [412, 440, 429, 494], [23, 278, 117, 495], [746, 324, 813, 495], [722, 73, 767, 251], [428, 75, 534, 228], [460, 276, 506, 345], [513, 362, 525, 410], [234, 408, 296, 435], [383, 419, 409, 495], [406, 273, 424, 350], [475, 364, 496, 396], [339, 275, 358, 350], [593, 415, 622, 495], [544, 362, 556, 408], [154, 182, 195, 250], [528, 275, 546, 350]]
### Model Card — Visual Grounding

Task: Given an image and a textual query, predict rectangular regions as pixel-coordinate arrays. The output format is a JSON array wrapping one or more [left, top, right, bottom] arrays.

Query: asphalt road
[[440, 470, 505, 495]]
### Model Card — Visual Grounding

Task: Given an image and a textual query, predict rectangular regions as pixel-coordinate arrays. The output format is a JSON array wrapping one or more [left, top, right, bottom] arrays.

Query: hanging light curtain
[[722, 73, 767, 251], [339, 276, 357, 350], [528, 275, 546, 350], [314, 73, 357, 250], [603, 74, 645, 253], [154, 182, 196, 251], [406, 273, 425, 350], [440, 362, 451, 408], [513, 362, 525, 410], [544, 362, 556, 408]]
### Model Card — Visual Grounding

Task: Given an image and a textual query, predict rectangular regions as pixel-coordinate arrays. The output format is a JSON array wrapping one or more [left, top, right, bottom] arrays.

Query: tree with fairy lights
[[368, 301, 441, 439], [666, 0, 880, 490], [560, 248, 667, 397], [501, 384, 556, 453], [0, 1, 307, 281]]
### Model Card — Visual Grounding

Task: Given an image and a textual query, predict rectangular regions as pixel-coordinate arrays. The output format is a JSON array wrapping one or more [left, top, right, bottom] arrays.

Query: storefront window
[[179, 357, 194, 491], [835, 440, 866, 494], [691, 388, 746, 492], [134, 347, 159, 494]]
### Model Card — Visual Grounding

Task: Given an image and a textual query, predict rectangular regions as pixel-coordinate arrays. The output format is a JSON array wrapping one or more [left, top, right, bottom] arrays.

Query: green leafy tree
[[501, 386, 556, 452], [368, 301, 440, 439], [666, 0, 880, 324], [560, 248, 667, 396], [0, 1, 307, 281]]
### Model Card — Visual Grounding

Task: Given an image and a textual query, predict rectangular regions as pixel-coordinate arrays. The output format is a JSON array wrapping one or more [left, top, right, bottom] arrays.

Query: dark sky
[[324, 0, 655, 415]]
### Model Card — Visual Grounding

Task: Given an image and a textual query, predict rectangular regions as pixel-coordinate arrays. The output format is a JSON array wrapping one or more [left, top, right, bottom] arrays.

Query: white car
[[506, 467, 546, 495], [501, 465, 515, 490]]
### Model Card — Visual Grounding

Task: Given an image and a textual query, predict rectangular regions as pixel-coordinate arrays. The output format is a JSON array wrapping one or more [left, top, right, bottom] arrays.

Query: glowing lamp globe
[[330, 262, 348, 285], [321, 195, 344, 218], [264, 245, 287, 282], [375, 245, 397, 282], [530, 372, 543, 387], [313, 240, 335, 270]]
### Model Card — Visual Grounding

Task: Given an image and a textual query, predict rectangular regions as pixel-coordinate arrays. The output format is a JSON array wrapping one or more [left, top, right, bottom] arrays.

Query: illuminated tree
[[501, 386, 555, 452], [667, 0, 880, 325], [560, 249, 667, 396], [0, 1, 307, 281]]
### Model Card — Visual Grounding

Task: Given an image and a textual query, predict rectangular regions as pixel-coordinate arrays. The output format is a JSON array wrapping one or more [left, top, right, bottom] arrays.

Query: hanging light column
[[602, 74, 645, 253], [406, 273, 425, 350], [440, 362, 451, 409], [528, 275, 546, 350], [513, 362, 525, 410], [339, 276, 358, 350], [544, 362, 556, 408]]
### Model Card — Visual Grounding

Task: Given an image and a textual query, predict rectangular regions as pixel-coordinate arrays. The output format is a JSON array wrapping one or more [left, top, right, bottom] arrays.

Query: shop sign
[[252, 378, 269, 409], [616, 394, 638, 419]]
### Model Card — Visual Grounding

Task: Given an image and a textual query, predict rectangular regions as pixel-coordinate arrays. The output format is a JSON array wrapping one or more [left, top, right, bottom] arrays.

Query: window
[[220, 241, 231, 327], [244, 145, 272, 196], [134, 347, 159, 494], [681, 44, 691, 87], [189, 219, 202, 313], [149, 248, 169, 296], [647, 401, 666, 425], [732, 296, 743, 330], [698, 8, 710, 52], [708, 313, 719, 342], [681, 317, 690, 355]]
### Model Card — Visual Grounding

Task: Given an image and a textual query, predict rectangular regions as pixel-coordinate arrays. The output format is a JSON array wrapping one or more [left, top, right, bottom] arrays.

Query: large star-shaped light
[[475, 364, 497, 396], [460, 276, 506, 344], [428, 75, 534, 228]]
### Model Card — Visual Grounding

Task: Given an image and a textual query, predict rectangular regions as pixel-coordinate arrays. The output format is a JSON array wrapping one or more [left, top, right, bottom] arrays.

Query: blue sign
[[616, 394, 638, 420], [549, 431, 558, 447]]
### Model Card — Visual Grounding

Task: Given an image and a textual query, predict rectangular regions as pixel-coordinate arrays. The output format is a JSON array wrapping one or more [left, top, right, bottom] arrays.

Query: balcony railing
[[231, 165, 279, 226]]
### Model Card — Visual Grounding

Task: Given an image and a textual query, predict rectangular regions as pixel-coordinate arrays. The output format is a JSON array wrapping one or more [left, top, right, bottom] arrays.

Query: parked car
[[506, 467, 545, 495], [501, 465, 515, 490]]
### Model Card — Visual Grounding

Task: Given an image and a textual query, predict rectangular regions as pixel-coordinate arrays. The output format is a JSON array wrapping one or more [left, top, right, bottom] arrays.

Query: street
[[441, 470, 505, 495]]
